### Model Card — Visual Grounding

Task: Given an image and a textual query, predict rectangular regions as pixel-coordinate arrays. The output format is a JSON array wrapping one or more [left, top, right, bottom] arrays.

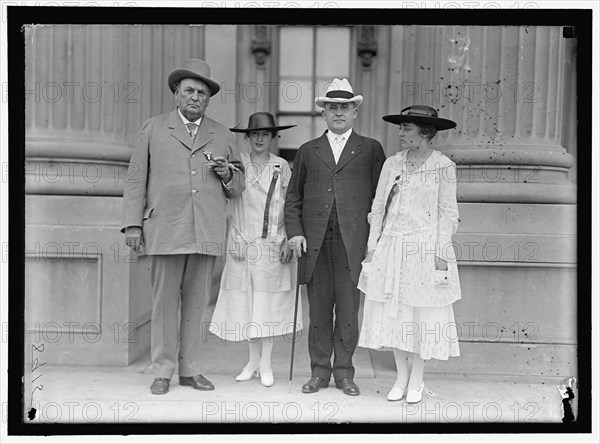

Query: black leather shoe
[[150, 377, 170, 395], [301, 376, 329, 394], [336, 378, 360, 396], [179, 375, 215, 391]]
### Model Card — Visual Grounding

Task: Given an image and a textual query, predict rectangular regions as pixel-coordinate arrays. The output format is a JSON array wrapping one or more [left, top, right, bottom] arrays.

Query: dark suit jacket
[[121, 109, 245, 255], [284, 130, 386, 285]]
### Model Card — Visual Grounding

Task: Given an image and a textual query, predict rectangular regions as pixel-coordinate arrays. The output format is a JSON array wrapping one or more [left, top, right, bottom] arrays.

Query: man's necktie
[[380, 175, 401, 236], [262, 168, 280, 238], [186, 122, 198, 139], [333, 136, 345, 163]]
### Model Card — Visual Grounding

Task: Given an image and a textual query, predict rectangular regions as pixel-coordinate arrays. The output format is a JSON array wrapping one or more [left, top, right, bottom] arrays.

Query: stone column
[[440, 25, 574, 204], [24, 24, 206, 366], [382, 25, 577, 377], [25, 25, 132, 196], [385, 25, 575, 203]]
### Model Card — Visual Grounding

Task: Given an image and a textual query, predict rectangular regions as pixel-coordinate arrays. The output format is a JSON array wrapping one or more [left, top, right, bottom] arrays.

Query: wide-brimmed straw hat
[[382, 105, 456, 130], [315, 78, 363, 108], [230, 112, 296, 133], [167, 58, 220, 96]]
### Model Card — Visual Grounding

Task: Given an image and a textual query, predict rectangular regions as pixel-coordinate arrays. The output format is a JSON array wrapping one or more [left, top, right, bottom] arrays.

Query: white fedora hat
[[315, 78, 363, 108]]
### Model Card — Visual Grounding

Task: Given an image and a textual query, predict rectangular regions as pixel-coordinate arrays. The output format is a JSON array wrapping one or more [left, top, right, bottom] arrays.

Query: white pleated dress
[[358, 149, 461, 360], [210, 153, 302, 341]]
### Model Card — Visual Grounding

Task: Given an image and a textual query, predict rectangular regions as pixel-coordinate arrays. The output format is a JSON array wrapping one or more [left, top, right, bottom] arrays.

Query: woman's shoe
[[235, 363, 260, 382], [406, 382, 424, 404], [387, 385, 406, 402], [259, 366, 274, 387]]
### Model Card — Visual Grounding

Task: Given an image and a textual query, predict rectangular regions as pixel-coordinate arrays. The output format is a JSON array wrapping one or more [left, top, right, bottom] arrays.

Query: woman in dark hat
[[358, 105, 462, 403], [210, 112, 301, 387]]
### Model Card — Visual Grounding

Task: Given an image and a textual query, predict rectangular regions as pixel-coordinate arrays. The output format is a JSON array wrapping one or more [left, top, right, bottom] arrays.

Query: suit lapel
[[168, 110, 193, 150], [334, 131, 363, 173], [191, 116, 215, 154], [312, 133, 337, 172]]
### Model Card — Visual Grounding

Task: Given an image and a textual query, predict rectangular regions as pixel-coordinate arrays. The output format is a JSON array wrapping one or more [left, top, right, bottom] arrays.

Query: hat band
[[326, 90, 354, 99], [401, 107, 437, 118], [247, 114, 277, 129]]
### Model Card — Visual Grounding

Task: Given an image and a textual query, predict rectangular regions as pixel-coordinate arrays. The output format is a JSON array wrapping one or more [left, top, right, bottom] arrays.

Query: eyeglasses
[[325, 103, 355, 113]]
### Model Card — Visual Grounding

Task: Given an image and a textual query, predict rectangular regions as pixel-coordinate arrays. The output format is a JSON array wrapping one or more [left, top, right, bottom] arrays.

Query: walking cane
[[288, 256, 302, 394]]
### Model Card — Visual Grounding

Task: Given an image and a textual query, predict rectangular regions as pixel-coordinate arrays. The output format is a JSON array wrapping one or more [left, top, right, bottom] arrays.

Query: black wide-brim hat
[[382, 105, 457, 130], [168, 58, 220, 97], [230, 112, 296, 133]]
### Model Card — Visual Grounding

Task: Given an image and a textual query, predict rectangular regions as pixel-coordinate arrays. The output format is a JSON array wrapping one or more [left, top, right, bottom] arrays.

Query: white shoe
[[387, 385, 406, 402], [406, 382, 424, 404], [235, 364, 260, 382], [260, 366, 274, 387]]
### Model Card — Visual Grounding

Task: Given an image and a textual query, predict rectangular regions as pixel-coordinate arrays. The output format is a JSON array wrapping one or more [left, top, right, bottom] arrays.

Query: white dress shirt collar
[[326, 128, 352, 163], [326, 128, 353, 145]]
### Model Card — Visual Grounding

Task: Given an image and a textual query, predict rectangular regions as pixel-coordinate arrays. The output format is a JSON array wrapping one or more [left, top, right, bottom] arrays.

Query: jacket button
[[192, 189, 198, 194], [192, 170, 197, 175], [334, 173, 338, 177], [327, 188, 332, 192], [325, 204, 329, 209], [192, 154, 196, 158]]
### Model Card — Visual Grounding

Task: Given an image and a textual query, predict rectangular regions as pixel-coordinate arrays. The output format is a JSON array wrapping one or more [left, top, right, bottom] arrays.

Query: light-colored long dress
[[210, 153, 302, 341], [358, 149, 461, 360]]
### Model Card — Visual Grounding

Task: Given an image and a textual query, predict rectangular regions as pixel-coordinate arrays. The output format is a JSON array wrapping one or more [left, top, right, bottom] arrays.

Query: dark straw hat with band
[[230, 112, 296, 133], [382, 105, 456, 130]]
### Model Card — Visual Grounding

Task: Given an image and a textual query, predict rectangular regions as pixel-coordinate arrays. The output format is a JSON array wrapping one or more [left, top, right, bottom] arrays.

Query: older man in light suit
[[121, 59, 245, 395], [285, 79, 386, 396]]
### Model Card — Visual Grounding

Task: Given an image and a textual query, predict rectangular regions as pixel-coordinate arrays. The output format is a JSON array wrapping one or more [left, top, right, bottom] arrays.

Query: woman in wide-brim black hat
[[357, 105, 463, 404], [229, 111, 296, 135], [211, 112, 302, 388]]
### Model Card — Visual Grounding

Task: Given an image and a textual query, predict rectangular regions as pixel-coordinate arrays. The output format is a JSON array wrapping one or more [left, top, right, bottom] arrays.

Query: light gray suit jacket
[[121, 109, 245, 256]]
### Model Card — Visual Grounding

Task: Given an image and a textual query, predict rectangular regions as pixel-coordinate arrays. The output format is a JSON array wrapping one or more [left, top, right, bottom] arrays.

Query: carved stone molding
[[357, 25, 377, 67], [251, 25, 272, 66]]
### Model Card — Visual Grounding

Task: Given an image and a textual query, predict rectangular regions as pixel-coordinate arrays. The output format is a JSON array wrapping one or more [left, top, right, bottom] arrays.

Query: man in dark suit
[[285, 78, 386, 396], [121, 59, 245, 395]]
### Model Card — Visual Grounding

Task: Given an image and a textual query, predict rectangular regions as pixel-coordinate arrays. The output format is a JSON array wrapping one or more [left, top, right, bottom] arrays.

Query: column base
[[25, 194, 151, 365]]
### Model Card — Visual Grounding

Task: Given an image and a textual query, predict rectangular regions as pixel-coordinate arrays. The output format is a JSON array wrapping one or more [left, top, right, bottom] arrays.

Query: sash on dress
[[379, 174, 401, 240], [262, 166, 280, 239]]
